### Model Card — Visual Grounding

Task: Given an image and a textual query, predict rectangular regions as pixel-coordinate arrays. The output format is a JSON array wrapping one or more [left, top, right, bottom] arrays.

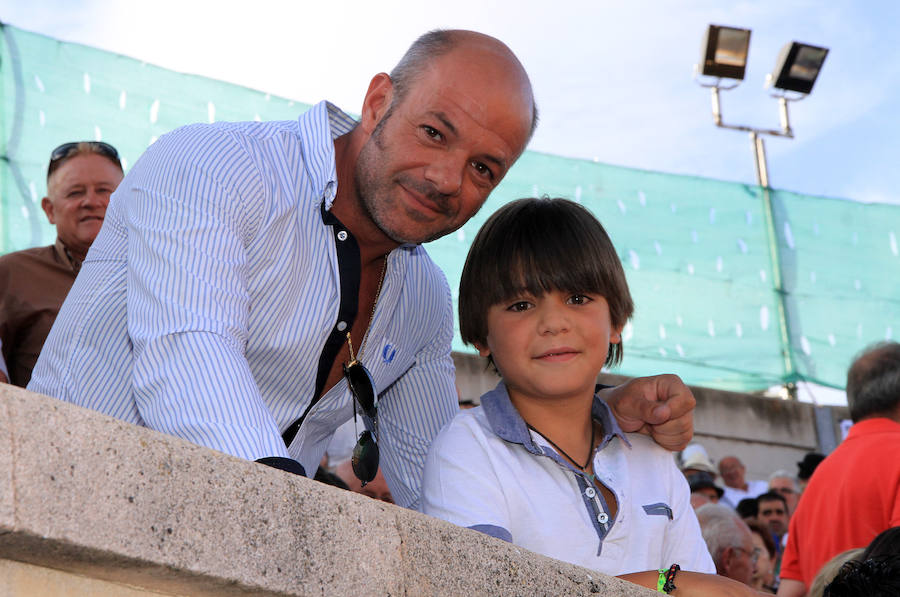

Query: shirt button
[[597, 512, 609, 524], [336, 321, 348, 332], [337, 230, 348, 241], [584, 487, 597, 498]]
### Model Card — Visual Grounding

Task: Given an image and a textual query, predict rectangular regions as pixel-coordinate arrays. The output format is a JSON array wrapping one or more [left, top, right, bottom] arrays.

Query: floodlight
[[700, 25, 752, 80], [769, 42, 829, 94]]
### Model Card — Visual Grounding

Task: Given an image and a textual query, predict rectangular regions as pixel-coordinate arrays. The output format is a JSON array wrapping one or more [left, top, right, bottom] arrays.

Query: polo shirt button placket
[[585, 487, 597, 499], [337, 230, 348, 241]]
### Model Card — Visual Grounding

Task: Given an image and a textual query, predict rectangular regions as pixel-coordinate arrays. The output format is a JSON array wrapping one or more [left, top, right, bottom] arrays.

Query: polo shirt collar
[[298, 101, 357, 215], [480, 381, 631, 458]]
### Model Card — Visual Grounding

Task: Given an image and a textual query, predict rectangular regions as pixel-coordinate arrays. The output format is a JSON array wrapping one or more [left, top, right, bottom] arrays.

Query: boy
[[422, 198, 752, 595]]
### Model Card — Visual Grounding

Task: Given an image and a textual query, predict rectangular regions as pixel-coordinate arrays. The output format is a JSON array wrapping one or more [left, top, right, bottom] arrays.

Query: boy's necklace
[[525, 421, 595, 472]]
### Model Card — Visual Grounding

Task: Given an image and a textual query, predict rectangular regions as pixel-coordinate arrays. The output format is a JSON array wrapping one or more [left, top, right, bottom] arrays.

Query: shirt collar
[[480, 381, 631, 457], [298, 101, 357, 215], [54, 237, 81, 274]]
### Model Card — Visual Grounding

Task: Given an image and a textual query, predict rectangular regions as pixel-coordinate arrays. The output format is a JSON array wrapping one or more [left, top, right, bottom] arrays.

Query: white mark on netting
[[532, 184, 539, 196], [149, 135, 158, 145], [783, 222, 795, 249], [629, 249, 640, 270], [20, 206, 29, 219], [745, 210, 753, 226], [121, 157, 128, 170], [707, 319, 716, 337], [593, 156, 600, 163], [34, 74, 45, 92], [638, 191, 646, 206], [675, 344, 685, 357], [801, 336, 812, 355], [288, 101, 295, 106], [735, 322, 743, 338], [456, 229, 466, 242], [659, 347, 668, 357], [617, 199, 627, 214], [687, 263, 695, 275], [253, 114, 261, 122], [207, 102, 216, 123], [654, 240, 662, 256], [887, 326, 894, 340], [854, 279, 862, 291], [857, 323, 863, 339], [575, 185, 582, 203], [670, 203, 677, 213], [810, 271, 817, 284], [29, 181, 37, 201], [759, 269, 767, 283], [691, 229, 699, 244], [265, 93, 271, 101], [709, 207, 716, 225], [737, 238, 748, 254], [813, 222, 820, 236], [852, 231, 859, 246], [890, 231, 898, 256], [451, 288, 459, 300], [716, 256, 723, 272], [760, 306, 770, 330], [676, 315, 683, 327], [94, 126, 102, 141], [119, 90, 127, 110], [659, 324, 667, 340], [828, 333, 836, 347], [83, 73, 91, 94], [622, 322, 634, 342], [150, 99, 160, 123], [39, 110, 45, 127]]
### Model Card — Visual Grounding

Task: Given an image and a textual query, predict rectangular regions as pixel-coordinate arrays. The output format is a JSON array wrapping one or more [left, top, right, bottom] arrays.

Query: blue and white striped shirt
[[29, 101, 459, 509]]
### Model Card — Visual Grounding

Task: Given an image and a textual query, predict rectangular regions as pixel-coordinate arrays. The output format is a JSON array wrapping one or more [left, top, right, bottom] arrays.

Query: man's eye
[[422, 125, 443, 141], [471, 161, 494, 180]]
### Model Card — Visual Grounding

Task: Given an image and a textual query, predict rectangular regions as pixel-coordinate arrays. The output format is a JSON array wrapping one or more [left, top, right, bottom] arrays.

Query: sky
[[4, 0, 899, 207], [4, 1, 894, 406]]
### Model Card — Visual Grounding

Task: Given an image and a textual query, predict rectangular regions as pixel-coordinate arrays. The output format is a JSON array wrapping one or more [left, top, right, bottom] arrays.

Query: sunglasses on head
[[344, 332, 379, 485], [48, 141, 122, 179]]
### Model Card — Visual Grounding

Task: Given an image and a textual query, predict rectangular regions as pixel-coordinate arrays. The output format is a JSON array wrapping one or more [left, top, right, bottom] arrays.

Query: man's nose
[[423, 154, 464, 196], [82, 189, 109, 209]]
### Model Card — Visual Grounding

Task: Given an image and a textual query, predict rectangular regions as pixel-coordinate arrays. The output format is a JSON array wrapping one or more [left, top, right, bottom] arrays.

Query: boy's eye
[[507, 301, 533, 312], [567, 294, 593, 305]]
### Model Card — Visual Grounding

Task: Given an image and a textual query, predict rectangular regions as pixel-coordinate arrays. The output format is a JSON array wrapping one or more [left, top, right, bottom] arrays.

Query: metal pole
[[752, 134, 798, 399]]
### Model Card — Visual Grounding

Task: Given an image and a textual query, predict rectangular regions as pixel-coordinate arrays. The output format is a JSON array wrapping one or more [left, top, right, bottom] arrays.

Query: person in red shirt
[[777, 342, 900, 596]]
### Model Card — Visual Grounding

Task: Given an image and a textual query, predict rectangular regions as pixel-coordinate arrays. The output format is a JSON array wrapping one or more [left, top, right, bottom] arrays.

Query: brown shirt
[[0, 239, 80, 387]]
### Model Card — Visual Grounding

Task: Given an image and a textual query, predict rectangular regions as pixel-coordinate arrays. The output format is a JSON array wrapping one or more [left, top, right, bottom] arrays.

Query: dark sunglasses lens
[[351, 430, 379, 484], [345, 362, 376, 417]]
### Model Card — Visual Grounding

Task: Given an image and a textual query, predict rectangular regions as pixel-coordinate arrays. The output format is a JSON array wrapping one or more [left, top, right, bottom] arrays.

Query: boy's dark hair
[[824, 556, 900, 597], [459, 197, 633, 367]]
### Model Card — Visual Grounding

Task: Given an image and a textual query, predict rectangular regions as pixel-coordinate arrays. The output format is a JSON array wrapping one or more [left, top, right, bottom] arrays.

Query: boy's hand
[[599, 374, 695, 451]]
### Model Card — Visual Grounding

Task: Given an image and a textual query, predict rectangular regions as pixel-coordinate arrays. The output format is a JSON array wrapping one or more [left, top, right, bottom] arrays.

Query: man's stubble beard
[[354, 110, 459, 246]]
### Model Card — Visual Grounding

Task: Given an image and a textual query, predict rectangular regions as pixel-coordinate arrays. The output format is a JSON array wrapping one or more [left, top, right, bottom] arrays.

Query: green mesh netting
[[3, 24, 898, 392]]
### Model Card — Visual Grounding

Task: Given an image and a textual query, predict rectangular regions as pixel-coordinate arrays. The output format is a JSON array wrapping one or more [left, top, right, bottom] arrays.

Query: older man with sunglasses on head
[[29, 30, 697, 509], [0, 142, 123, 387]]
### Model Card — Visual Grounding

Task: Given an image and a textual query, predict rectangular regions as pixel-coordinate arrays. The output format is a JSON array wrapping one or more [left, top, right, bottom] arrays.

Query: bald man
[[31, 30, 695, 509]]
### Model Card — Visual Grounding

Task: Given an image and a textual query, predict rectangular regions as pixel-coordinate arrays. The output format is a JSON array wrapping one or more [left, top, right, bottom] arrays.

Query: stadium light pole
[[694, 25, 829, 399]]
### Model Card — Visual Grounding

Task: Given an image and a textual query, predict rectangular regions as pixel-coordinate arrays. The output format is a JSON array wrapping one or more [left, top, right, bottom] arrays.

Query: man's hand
[[599, 374, 695, 451]]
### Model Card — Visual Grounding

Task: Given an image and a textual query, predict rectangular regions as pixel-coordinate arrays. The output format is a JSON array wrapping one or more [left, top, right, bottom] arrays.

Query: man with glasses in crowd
[[29, 30, 696, 509], [0, 141, 123, 386]]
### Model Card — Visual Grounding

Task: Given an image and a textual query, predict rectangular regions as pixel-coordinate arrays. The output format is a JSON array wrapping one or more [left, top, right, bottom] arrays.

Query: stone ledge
[[0, 383, 653, 596]]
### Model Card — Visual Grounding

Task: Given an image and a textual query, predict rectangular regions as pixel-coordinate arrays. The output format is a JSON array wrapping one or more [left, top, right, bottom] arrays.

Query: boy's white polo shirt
[[421, 382, 715, 576]]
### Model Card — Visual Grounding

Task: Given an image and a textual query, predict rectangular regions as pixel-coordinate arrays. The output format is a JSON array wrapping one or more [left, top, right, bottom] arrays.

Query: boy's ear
[[610, 324, 624, 345], [474, 342, 491, 358]]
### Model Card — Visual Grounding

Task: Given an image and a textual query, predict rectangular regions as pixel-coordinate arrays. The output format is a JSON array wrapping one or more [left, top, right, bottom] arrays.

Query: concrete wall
[[0, 383, 654, 597], [453, 352, 850, 482]]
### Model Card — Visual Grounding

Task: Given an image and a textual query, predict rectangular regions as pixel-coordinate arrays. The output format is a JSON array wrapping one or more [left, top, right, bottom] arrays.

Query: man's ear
[[41, 197, 56, 225], [474, 342, 491, 358], [359, 72, 394, 135], [721, 546, 736, 575]]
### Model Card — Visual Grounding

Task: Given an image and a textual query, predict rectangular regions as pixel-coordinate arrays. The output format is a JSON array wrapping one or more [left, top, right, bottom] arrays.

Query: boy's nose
[[537, 304, 570, 335]]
